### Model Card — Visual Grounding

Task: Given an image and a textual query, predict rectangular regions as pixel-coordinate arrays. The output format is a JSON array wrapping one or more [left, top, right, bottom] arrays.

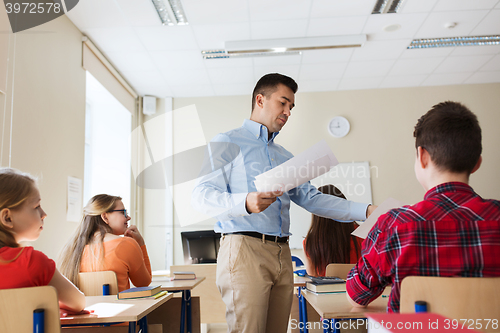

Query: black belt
[[225, 231, 289, 243]]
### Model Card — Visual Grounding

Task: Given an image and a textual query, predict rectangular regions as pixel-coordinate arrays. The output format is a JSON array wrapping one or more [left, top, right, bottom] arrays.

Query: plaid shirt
[[346, 182, 500, 312]]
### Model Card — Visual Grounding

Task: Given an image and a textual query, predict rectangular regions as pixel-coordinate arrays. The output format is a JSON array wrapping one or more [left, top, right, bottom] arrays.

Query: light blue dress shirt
[[192, 119, 369, 237]]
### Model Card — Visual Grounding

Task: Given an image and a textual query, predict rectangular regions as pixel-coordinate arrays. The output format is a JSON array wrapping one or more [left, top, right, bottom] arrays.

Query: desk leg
[[129, 322, 136, 333], [332, 319, 338, 333], [180, 292, 186, 333], [322, 319, 335, 333], [186, 290, 192, 333], [298, 287, 309, 333], [139, 316, 148, 333]]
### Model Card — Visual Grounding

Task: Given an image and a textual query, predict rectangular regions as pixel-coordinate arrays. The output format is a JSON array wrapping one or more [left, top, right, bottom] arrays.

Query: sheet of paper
[[66, 176, 82, 222], [352, 197, 407, 239], [254, 140, 339, 192]]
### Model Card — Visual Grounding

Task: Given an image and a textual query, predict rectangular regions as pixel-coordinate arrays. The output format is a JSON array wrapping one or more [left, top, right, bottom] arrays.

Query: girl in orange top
[[0, 168, 86, 315], [303, 184, 362, 277], [59, 194, 151, 292]]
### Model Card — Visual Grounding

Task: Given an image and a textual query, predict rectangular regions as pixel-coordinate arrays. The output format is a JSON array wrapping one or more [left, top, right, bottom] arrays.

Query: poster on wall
[[67, 176, 82, 223]]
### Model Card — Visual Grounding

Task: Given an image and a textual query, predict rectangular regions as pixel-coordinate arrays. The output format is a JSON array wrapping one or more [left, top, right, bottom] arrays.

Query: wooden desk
[[301, 288, 390, 333], [294, 276, 311, 288], [156, 276, 206, 292], [61, 293, 173, 333], [302, 288, 389, 320], [154, 277, 206, 333]]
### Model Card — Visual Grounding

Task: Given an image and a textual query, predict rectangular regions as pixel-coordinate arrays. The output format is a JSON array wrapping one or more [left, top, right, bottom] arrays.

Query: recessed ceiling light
[[151, 0, 188, 26], [372, 0, 406, 14], [384, 24, 401, 32], [408, 35, 500, 49]]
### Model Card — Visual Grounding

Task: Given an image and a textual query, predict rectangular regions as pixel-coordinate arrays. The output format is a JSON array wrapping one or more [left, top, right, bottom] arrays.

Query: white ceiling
[[66, 0, 500, 98]]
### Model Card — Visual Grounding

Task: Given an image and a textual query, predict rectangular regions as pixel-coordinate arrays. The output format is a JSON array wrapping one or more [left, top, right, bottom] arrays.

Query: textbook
[[306, 281, 346, 293], [117, 285, 162, 299], [173, 271, 196, 280]]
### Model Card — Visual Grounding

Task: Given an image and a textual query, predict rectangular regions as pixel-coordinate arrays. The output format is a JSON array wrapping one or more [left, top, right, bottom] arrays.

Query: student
[[346, 101, 500, 313], [0, 168, 86, 315], [59, 194, 151, 292], [303, 185, 362, 277]]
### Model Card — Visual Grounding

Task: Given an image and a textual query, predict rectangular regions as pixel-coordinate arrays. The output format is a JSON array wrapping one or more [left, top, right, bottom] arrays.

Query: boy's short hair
[[251, 73, 298, 112], [413, 101, 482, 174]]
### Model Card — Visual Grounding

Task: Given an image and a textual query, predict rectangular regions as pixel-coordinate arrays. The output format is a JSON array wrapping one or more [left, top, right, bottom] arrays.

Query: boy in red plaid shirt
[[346, 101, 500, 312]]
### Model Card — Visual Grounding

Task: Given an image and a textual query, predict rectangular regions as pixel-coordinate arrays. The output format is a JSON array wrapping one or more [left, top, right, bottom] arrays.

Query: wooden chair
[[400, 276, 500, 332], [0, 285, 60, 333], [78, 271, 119, 296], [325, 263, 355, 279]]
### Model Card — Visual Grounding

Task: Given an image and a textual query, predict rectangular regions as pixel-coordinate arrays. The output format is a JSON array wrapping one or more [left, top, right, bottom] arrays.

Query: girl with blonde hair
[[59, 194, 151, 292], [0, 167, 86, 315]]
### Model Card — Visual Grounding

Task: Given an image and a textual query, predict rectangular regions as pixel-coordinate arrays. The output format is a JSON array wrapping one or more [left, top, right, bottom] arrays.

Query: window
[[84, 71, 131, 209]]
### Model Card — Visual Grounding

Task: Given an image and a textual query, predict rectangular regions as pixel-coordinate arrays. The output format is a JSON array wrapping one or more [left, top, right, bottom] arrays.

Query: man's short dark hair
[[413, 101, 482, 174], [251, 73, 298, 112]]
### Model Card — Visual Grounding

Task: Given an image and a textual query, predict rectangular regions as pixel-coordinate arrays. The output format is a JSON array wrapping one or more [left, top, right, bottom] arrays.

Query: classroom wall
[[0, 13, 86, 259], [171, 83, 500, 265], [2, 5, 499, 269]]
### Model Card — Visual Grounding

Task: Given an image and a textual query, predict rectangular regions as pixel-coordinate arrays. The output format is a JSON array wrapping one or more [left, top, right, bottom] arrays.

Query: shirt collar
[[243, 119, 279, 143], [424, 182, 476, 200]]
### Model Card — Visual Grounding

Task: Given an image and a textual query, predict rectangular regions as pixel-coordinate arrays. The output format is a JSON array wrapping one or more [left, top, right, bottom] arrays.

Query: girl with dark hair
[[303, 184, 362, 276]]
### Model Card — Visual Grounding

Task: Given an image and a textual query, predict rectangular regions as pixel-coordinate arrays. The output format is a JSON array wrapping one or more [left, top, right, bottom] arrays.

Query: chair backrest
[[325, 263, 355, 279], [291, 255, 304, 268], [170, 264, 226, 324], [78, 271, 119, 296], [0, 285, 61, 333], [400, 276, 500, 332]]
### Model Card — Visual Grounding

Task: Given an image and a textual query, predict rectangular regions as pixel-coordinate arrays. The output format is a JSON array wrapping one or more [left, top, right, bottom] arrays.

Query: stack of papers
[[352, 198, 407, 239], [254, 140, 339, 192]]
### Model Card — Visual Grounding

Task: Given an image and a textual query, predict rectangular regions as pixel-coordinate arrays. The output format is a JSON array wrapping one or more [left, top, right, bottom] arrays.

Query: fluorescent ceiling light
[[202, 50, 301, 60], [372, 0, 406, 14], [408, 35, 500, 49], [225, 35, 367, 54], [151, 0, 188, 26], [201, 35, 366, 59]]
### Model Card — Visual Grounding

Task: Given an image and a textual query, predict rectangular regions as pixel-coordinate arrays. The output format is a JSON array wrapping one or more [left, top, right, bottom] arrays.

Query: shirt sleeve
[[289, 182, 368, 222], [115, 238, 152, 288], [191, 134, 250, 221], [346, 214, 392, 306], [28, 249, 56, 286]]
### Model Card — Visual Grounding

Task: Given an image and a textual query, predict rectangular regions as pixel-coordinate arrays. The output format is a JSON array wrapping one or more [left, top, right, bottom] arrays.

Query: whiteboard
[[288, 161, 373, 249]]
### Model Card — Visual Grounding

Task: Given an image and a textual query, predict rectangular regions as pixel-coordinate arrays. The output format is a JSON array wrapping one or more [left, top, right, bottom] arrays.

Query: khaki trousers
[[216, 234, 294, 333]]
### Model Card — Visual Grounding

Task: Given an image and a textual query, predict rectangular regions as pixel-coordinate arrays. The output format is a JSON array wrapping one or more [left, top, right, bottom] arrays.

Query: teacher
[[192, 73, 374, 333]]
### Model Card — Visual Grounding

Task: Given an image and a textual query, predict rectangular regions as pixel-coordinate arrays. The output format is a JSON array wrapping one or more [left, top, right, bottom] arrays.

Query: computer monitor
[[181, 230, 221, 264]]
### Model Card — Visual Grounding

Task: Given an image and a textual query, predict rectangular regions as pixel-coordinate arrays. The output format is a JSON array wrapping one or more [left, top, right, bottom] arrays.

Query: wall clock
[[328, 116, 350, 138]]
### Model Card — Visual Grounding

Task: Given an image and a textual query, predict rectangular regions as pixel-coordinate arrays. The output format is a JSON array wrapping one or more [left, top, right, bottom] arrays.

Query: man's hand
[[245, 191, 283, 214], [366, 204, 378, 218]]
